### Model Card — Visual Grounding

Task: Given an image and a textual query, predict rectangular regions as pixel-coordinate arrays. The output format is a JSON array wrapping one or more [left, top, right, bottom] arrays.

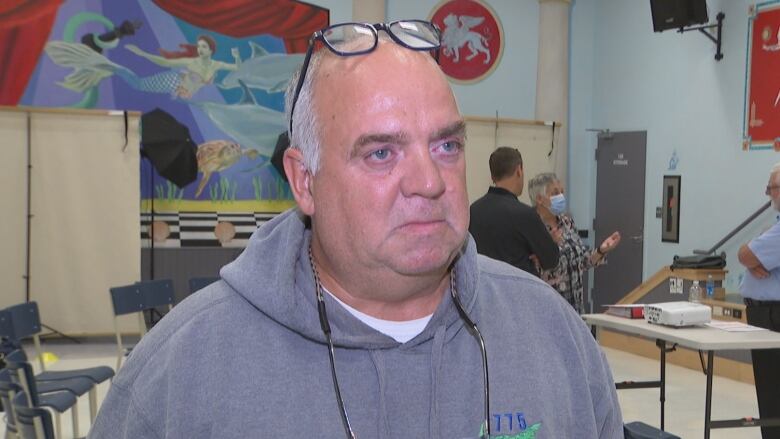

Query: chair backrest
[[3, 302, 41, 341], [188, 277, 219, 295], [5, 360, 40, 407], [0, 309, 14, 339], [0, 369, 21, 433], [109, 284, 145, 316], [5, 349, 27, 363], [14, 393, 55, 439], [138, 279, 175, 308]]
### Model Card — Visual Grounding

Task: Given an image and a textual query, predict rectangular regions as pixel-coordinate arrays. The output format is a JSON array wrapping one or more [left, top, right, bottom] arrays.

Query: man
[[469, 147, 560, 277], [91, 22, 621, 438], [738, 162, 780, 439]]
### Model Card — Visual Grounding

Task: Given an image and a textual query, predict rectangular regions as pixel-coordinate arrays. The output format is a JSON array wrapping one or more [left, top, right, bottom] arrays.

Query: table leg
[[660, 339, 666, 430], [704, 350, 714, 439]]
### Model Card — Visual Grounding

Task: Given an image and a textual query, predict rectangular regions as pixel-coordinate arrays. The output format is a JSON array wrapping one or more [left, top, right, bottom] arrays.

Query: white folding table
[[584, 313, 780, 438]]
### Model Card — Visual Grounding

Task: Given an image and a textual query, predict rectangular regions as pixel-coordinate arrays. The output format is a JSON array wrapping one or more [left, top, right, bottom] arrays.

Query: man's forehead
[[312, 42, 459, 144], [318, 42, 440, 81]]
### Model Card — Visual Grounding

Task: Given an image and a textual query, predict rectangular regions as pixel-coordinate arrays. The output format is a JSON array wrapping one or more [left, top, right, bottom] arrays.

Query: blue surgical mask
[[550, 194, 566, 215]]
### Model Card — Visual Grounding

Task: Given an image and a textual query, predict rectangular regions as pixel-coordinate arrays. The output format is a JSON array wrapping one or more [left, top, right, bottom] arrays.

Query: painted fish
[[193, 80, 286, 157], [219, 41, 304, 93]]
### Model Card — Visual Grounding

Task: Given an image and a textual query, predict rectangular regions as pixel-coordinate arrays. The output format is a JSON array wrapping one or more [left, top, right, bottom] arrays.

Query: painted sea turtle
[[195, 140, 259, 197]]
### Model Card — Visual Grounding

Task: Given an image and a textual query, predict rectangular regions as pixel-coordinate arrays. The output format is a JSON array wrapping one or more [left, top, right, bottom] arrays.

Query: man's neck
[[310, 246, 449, 321], [318, 270, 448, 321], [493, 180, 518, 196]]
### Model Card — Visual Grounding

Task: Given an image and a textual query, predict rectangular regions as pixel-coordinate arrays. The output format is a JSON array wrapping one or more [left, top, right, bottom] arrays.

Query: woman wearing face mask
[[528, 172, 621, 313]]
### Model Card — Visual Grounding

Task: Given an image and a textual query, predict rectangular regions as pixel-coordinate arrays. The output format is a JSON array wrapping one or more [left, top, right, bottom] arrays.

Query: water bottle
[[689, 280, 702, 303], [706, 274, 715, 299]]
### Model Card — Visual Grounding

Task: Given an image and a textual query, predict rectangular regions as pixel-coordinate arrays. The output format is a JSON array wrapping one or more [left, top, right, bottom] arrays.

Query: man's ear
[[283, 147, 315, 216]]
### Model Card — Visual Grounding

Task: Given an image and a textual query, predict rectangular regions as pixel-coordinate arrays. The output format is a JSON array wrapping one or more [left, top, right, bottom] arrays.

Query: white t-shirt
[[325, 289, 432, 343]]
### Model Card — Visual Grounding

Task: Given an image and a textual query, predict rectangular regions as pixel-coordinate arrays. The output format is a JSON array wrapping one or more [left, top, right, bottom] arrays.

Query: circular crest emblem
[[430, 0, 504, 83]]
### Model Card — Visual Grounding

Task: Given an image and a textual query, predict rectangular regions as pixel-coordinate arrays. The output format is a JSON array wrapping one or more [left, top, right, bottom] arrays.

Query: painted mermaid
[[46, 34, 240, 100]]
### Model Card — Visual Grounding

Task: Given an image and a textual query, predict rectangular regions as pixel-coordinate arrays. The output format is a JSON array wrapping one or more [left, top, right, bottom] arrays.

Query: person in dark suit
[[469, 147, 559, 277]]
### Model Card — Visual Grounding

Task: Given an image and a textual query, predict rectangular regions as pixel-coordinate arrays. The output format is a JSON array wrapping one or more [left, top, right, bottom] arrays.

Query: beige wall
[[0, 111, 28, 309], [465, 117, 559, 205], [0, 107, 141, 335]]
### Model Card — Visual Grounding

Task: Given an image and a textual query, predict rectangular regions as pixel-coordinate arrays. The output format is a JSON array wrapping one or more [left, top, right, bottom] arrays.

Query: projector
[[644, 301, 711, 327]]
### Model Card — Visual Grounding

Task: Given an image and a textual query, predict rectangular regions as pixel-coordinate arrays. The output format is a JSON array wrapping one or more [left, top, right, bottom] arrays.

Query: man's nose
[[400, 146, 446, 199]]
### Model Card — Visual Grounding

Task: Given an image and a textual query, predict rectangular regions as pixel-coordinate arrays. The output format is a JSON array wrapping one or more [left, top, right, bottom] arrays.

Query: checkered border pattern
[[141, 211, 278, 248]]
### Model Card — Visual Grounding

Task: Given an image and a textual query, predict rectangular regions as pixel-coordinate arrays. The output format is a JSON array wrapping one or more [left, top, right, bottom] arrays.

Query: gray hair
[[284, 34, 392, 174], [772, 161, 780, 176], [284, 53, 323, 174], [527, 172, 559, 207]]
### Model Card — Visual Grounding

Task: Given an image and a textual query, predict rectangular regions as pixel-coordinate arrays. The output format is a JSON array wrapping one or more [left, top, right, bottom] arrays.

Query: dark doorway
[[591, 131, 647, 311]]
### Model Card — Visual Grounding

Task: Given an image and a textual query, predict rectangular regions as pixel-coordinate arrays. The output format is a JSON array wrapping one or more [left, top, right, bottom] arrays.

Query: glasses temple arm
[[289, 39, 316, 136]]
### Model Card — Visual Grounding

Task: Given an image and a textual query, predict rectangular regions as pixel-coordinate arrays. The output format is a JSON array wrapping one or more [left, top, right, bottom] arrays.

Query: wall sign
[[662, 175, 681, 243], [430, 0, 503, 84]]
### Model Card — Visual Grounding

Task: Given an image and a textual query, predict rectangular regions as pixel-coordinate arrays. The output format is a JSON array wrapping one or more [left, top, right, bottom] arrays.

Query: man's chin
[[388, 245, 461, 275]]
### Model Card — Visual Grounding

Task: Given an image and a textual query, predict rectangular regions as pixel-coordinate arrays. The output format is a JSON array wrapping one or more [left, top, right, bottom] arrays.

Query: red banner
[[745, 3, 780, 150]]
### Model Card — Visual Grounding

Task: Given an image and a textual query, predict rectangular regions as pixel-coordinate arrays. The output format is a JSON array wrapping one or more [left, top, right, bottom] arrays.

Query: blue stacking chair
[[623, 421, 681, 439], [110, 279, 174, 370], [0, 369, 22, 438], [2, 366, 79, 439], [14, 397, 56, 439], [110, 283, 145, 370], [2, 302, 115, 424], [188, 276, 220, 296], [139, 279, 175, 309]]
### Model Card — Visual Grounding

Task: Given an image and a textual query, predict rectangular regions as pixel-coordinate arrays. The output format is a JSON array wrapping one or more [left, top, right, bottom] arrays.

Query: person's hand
[[231, 47, 240, 58], [749, 265, 771, 279], [529, 254, 541, 272], [125, 44, 142, 55], [599, 231, 621, 254]]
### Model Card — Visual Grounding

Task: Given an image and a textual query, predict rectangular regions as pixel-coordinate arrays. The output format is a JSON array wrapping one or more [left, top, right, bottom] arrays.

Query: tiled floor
[[607, 347, 761, 439], [1, 342, 763, 438]]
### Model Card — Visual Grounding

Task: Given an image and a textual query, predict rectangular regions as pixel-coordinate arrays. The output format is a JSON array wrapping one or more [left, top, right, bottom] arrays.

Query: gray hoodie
[[90, 209, 622, 438]]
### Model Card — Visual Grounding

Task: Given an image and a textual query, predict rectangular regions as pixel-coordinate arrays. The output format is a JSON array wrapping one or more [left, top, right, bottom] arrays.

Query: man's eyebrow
[[430, 120, 466, 142], [350, 132, 409, 158], [348, 120, 466, 159]]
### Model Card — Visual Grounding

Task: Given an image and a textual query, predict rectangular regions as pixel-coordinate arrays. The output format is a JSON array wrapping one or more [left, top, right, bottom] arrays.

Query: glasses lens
[[322, 23, 376, 54], [389, 21, 440, 49]]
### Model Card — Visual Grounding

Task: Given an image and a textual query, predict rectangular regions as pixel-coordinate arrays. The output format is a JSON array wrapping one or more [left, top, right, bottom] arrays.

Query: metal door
[[591, 131, 646, 311]]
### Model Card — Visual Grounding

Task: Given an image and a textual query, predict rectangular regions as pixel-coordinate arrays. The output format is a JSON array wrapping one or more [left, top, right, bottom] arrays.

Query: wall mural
[[745, 1, 780, 151], [1, 0, 328, 247]]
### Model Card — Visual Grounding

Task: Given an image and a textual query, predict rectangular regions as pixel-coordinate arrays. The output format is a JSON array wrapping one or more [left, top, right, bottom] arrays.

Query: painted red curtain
[[151, 0, 329, 54], [0, 0, 62, 105]]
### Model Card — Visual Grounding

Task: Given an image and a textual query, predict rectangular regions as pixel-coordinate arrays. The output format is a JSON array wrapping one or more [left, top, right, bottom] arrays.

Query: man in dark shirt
[[469, 147, 559, 277]]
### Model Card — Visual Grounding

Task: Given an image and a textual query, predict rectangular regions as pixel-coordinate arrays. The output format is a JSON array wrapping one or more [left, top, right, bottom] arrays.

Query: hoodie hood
[[220, 208, 480, 350]]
